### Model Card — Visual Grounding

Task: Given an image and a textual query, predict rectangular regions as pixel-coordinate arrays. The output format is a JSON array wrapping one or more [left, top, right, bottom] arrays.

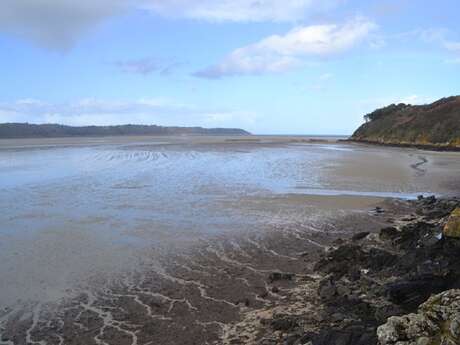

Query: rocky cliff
[[351, 96, 460, 150]]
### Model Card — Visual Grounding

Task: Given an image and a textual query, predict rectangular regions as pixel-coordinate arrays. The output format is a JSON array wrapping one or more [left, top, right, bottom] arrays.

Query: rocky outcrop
[[444, 207, 460, 238], [350, 96, 460, 150], [377, 289, 460, 345], [222, 196, 460, 345]]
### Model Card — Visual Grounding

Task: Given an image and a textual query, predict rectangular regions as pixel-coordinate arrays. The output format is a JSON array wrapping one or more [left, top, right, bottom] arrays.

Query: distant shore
[[0, 122, 251, 139]]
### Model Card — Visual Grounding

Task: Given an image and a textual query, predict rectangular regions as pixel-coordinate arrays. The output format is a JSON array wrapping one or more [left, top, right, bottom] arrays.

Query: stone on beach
[[443, 207, 460, 238], [377, 289, 460, 345]]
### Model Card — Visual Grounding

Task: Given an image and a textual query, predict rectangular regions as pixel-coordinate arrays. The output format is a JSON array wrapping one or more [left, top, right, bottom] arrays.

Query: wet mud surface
[[0, 205, 395, 345]]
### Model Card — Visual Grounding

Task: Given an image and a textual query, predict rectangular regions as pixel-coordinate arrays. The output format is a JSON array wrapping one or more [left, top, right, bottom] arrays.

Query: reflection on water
[[0, 140, 459, 307]]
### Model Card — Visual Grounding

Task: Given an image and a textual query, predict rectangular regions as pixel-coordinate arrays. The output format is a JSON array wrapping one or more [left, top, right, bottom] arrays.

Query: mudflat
[[1, 135, 459, 344]]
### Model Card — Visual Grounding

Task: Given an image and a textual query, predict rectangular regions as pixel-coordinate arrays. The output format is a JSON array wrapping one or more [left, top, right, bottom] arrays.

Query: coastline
[[1, 193, 459, 344], [221, 195, 460, 345], [1, 138, 460, 344], [0, 194, 393, 345], [345, 139, 460, 152], [3, 194, 454, 345]]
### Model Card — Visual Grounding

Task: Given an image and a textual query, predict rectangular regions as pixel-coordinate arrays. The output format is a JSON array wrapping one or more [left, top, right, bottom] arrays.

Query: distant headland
[[350, 96, 460, 150], [0, 123, 250, 139]]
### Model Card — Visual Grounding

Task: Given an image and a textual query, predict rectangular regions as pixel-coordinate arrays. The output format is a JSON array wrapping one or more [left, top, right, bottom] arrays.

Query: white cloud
[[195, 17, 377, 78], [141, 0, 340, 22], [359, 94, 435, 111], [113, 57, 181, 75], [308, 72, 334, 90], [444, 41, 460, 52], [410, 28, 460, 60], [397, 95, 434, 105], [319, 73, 334, 81], [0, 98, 258, 129], [445, 57, 460, 64], [0, 0, 342, 50]]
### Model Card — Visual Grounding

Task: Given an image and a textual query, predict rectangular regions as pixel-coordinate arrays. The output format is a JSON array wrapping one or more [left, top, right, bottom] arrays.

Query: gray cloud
[[0, 0, 125, 51]]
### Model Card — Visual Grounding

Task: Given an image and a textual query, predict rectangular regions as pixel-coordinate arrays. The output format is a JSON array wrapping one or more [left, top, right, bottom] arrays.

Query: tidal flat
[[1, 136, 460, 344]]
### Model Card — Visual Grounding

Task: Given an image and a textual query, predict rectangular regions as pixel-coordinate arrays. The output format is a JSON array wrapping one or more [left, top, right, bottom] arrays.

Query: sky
[[0, 0, 459, 135]]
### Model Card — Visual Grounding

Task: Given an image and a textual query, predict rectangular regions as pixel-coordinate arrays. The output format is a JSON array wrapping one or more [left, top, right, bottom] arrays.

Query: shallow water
[[0, 137, 459, 309]]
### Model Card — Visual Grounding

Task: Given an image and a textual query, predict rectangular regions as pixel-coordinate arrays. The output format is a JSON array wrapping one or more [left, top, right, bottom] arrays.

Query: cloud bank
[[195, 17, 377, 78]]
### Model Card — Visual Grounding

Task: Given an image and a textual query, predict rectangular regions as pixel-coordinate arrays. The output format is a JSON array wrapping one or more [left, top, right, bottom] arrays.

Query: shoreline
[[222, 195, 460, 345], [1, 139, 460, 344], [344, 139, 460, 152], [1, 195, 459, 344], [0, 195, 395, 345]]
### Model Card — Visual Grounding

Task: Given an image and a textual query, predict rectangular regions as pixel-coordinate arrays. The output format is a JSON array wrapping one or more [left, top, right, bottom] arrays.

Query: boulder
[[443, 207, 460, 238], [385, 273, 451, 310], [377, 289, 460, 345]]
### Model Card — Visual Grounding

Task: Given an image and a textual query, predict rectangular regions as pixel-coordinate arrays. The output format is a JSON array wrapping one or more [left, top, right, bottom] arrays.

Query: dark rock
[[348, 266, 361, 281], [379, 227, 399, 241], [318, 277, 337, 300], [351, 232, 370, 241], [259, 290, 269, 299], [315, 244, 367, 277], [332, 238, 345, 246], [316, 244, 396, 278], [301, 324, 377, 345], [424, 195, 436, 204], [235, 298, 251, 306], [374, 303, 405, 323], [283, 334, 302, 345], [385, 274, 451, 310], [367, 248, 398, 271], [268, 272, 295, 283], [270, 315, 299, 331], [394, 222, 439, 249]]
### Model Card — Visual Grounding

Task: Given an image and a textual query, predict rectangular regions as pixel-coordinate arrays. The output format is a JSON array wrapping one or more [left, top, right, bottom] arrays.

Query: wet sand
[[0, 135, 345, 150], [1, 136, 460, 344], [0, 196, 391, 345]]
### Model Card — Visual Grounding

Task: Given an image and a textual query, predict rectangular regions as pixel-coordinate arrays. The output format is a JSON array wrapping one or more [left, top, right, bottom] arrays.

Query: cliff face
[[351, 96, 460, 149], [0, 123, 250, 138]]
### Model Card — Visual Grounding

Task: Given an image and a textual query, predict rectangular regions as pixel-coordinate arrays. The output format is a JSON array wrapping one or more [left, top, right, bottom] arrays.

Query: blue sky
[[0, 0, 459, 134]]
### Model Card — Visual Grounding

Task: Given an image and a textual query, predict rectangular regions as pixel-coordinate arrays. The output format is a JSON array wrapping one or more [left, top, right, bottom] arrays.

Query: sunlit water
[[0, 140, 459, 307]]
